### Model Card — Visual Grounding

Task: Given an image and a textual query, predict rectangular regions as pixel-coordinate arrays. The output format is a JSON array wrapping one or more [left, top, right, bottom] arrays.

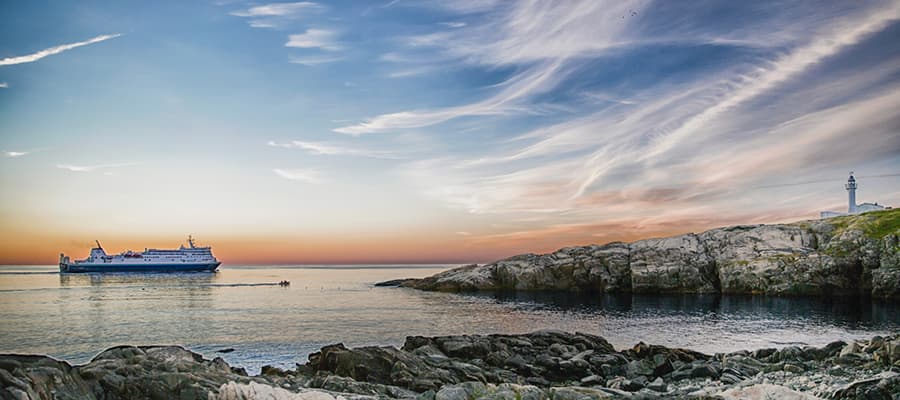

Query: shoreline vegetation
[[382, 209, 900, 299], [2, 331, 898, 399]]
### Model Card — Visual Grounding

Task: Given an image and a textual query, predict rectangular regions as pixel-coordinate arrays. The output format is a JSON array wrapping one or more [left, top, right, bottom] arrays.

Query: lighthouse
[[845, 172, 857, 214], [820, 173, 889, 218]]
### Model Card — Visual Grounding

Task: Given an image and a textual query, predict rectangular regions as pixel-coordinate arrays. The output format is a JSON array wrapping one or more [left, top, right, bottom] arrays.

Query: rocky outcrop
[[0, 346, 254, 399], [305, 331, 616, 392], [4, 332, 900, 399], [394, 209, 900, 298]]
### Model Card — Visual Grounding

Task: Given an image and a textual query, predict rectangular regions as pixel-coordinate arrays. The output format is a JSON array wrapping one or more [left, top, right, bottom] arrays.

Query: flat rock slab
[[718, 384, 822, 399]]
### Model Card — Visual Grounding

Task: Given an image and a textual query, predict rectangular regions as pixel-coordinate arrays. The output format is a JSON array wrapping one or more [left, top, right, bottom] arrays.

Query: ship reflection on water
[[59, 272, 218, 288]]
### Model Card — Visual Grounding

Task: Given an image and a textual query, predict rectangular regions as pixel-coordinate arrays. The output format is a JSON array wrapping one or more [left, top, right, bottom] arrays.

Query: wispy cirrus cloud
[[0, 34, 121, 66], [379, 51, 450, 79], [439, 22, 467, 28], [229, 2, 341, 65], [56, 163, 135, 173], [386, 67, 433, 78], [286, 29, 342, 51], [339, 0, 898, 140], [396, 0, 900, 245], [231, 2, 320, 17], [334, 60, 567, 135], [4, 147, 48, 158], [230, 2, 322, 29], [334, 0, 655, 135], [641, 2, 900, 165], [273, 168, 321, 184], [268, 140, 400, 158], [288, 54, 344, 66]]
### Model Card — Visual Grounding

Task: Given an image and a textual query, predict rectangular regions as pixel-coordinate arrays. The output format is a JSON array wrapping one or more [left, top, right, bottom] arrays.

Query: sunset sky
[[1, 0, 899, 265]]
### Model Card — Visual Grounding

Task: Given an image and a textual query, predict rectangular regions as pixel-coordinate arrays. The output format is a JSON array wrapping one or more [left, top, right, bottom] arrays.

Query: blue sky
[[1, 0, 899, 264]]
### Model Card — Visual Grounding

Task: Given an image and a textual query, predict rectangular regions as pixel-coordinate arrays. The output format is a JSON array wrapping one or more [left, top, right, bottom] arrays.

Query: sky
[[1, 0, 899, 265]]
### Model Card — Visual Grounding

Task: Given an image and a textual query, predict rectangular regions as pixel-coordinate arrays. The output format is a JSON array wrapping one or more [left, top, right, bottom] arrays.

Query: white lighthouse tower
[[821, 172, 889, 218], [845, 172, 857, 214]]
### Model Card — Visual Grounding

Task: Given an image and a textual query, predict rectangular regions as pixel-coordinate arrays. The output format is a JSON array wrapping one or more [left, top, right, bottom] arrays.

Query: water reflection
[[59, 272, 218, 287], [466, 291, 900, 331]]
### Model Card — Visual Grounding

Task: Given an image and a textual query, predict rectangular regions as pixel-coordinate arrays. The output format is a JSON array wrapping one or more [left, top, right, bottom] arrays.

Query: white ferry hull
[[60, 261, 220, 273]]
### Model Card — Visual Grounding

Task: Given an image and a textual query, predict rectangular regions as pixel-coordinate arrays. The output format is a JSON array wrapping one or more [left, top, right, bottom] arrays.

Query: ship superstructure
[[59, 236, 221, 273]]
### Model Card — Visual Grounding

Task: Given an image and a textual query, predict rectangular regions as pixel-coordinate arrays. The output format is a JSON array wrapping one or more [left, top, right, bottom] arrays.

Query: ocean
[[1, 265, 898, 374]]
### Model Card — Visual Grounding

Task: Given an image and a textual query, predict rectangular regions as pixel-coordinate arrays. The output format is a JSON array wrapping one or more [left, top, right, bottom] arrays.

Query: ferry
[[59, 236, 221, 273]]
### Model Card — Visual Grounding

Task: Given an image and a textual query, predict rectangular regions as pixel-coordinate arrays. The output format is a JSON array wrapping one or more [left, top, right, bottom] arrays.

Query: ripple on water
[[0, 265, 898, 374]]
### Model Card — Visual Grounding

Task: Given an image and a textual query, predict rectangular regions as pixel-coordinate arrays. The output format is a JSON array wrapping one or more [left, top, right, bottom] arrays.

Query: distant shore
[[2, 331, 898, 399], [387, 209, 900, 299]]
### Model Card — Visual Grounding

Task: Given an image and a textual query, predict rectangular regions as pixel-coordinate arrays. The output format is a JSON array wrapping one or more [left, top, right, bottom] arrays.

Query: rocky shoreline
[[2, 331, 899, 399], [389, 209, 900, 298]]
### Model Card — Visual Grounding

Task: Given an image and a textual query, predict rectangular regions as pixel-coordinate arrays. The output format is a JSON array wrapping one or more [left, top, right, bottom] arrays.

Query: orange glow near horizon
[[0, 208, 824, 266]]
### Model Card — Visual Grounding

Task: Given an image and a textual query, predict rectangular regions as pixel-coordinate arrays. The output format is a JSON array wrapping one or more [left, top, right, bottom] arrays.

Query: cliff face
[[402, 209, 900, 298]]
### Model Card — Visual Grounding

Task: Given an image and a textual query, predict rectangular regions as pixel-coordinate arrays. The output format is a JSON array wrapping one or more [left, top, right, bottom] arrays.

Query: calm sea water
[[1, 265, 899, 374]]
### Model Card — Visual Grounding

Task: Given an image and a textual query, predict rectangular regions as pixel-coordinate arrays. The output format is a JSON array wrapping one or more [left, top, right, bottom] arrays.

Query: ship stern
[[58, 253, 70, 273]]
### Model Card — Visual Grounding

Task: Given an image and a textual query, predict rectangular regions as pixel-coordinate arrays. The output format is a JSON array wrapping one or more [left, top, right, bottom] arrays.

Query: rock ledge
[[391, 209, 900, 298]]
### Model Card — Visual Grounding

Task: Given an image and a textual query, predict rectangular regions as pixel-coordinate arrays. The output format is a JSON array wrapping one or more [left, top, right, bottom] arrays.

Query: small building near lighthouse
[[820, 173, 890, 218]]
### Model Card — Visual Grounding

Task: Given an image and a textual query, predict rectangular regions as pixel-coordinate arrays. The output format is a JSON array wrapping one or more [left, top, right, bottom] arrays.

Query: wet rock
[[832, 371, 900, 399], [820, 341, 847, 359], [689, 363, 720, 379], [374, 279, 420, 287], [434, 384, 470, 400], [650, 354, 673, 377], [722, 355, 763, 377], [839, 342, 861, 358], [503, 355, 527, 371], [549, 386, 615, 400], [862, 336, 884, 353], [417, 389, 436, 400], [885, 339, 900, 364], [262, 365, 289, 377], [772, 346, 808, 363], [719, 372, 743, 385], [783, 364, 804, 374], [620, 378, 645, 392], [579, 374, 603, 386], [751, 348, 776, 359], [625, 359, 654, 378], [646, 377, 667, 393], [836, 342, 867, 365]]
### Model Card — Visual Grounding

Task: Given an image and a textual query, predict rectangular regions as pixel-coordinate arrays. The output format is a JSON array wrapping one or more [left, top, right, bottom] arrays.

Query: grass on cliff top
[[826, 208, 900, 239]]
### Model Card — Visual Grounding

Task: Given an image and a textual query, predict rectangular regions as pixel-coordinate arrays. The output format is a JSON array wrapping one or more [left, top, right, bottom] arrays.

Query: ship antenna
[[95, 240, 102, 250], [188, 235, 195, 248]]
